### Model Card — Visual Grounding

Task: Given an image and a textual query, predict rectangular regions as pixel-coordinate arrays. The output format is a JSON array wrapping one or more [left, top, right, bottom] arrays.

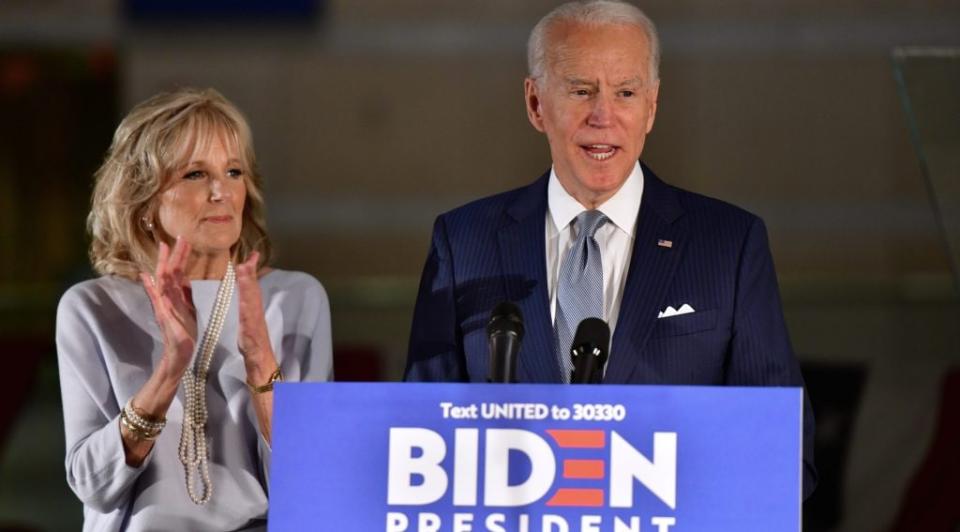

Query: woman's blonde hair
[[88, 87, 271, 279]]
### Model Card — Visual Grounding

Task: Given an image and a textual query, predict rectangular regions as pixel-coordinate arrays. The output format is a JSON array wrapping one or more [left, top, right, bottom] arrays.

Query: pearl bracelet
[[121, 399, 165, 440]]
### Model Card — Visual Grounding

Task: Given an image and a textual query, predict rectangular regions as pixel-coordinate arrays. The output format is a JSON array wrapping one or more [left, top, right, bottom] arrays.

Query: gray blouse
[[55, 270, 333, 532]]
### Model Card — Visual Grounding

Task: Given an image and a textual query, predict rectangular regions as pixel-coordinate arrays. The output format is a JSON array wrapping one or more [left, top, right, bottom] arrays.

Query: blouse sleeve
[[56, 284, 155, 512], [258, 273, 334, 484], [299, 276, 334, 383]]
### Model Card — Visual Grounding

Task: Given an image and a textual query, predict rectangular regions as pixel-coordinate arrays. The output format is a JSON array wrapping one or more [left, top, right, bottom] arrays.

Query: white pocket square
[[657, 304, 695, 319]]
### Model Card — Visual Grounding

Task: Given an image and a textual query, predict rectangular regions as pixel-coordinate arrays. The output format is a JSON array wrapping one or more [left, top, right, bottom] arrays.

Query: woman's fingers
[[168, 237, 189, 289], [140, 272, 159, 306], [149, 237, 198, 341], [155, 241, 170, 277], [237, 252, 263, 310], [180, 283, 194, 315], [157, 240, 169, 263], [157, 237, 195, 319], [236, 253, 269, 358], [154, 240, 174, 299], [161, 271, 188, 314], [236, 258, 255, 319], [144, 275, 195, 368], [155, 237, 188, 282], [141, 272, 177, 335], [171, 236, 190, 274], [142, 239, 198, 372], [242, 251, 259, 271]]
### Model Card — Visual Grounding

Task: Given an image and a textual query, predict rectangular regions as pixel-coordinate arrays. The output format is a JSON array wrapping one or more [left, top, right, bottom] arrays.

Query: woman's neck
[[185, 251, 232, 280]]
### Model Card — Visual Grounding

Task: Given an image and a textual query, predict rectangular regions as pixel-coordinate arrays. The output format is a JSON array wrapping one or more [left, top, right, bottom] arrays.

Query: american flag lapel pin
[[657, 239, 673, 248]]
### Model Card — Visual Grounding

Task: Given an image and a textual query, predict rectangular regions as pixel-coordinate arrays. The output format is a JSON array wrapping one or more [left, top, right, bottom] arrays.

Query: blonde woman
[[56, 88, 332, 531]]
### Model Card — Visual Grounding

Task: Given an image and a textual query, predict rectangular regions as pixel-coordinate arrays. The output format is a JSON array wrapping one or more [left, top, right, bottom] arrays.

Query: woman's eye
[[183, 170, 205, 180], [227, 168, 244, 178]]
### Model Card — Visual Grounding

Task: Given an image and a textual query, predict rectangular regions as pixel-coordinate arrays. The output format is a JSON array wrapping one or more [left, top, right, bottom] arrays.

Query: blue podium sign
[[270, 383, 801, 531]]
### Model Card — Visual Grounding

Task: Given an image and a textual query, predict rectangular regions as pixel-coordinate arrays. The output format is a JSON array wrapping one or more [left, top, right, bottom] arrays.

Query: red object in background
[[0, 55, 39, 95], [86, 46, 117, 81], [890, 368, 960, 531], [0, 338, 48, 456], [332, 345, 383, 382]]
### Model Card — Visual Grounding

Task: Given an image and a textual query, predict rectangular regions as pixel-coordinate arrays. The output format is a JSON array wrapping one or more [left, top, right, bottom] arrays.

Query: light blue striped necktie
[[554, 210, 608, 383]]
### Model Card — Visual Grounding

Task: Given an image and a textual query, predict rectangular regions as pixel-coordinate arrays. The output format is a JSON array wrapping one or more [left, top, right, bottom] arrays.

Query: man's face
[[525, 21, 659, 208]]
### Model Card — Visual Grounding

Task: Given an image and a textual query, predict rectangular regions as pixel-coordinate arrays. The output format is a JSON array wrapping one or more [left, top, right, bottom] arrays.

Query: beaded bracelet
[[120, 411, 158, 441], [120, 399, 165, 441]]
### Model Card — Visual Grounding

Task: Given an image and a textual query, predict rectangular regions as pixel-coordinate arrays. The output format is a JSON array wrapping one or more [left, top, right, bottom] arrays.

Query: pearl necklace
[[178, 261, 235, 505]]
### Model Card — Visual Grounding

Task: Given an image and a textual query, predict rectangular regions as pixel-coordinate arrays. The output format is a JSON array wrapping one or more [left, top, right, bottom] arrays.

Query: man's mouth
[[582, 144, 617, 161]]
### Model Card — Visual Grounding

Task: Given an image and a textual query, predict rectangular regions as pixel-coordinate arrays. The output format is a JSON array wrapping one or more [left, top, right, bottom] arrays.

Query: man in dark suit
[[404, 0, 816, 498]]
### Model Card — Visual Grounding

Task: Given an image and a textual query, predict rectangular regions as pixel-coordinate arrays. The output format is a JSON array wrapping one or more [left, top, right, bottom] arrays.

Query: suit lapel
[[496, 173, 561, 383], [605, 166, 688, 384]]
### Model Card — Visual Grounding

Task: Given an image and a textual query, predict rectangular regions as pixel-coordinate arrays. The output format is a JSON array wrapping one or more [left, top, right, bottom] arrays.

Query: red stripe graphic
[[563, 459, 605, 479], [546, 429, 605, 448], [546, 488, 604, 507]]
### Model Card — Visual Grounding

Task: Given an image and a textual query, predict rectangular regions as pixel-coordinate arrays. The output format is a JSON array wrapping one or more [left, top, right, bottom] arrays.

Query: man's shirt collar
[[547, 162, 644, 236]]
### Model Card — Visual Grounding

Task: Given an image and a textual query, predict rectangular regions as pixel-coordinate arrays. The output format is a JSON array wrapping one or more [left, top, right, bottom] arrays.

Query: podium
[[269, 383, 802, 531]]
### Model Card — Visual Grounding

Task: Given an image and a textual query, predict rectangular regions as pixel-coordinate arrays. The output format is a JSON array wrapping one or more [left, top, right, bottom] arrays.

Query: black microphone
[[570, 318, 610, 384], [487, 302, 525, 383]]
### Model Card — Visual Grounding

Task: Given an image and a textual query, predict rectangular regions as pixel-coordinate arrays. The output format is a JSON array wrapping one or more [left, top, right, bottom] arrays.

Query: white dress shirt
[[546, 162, 644, 339]]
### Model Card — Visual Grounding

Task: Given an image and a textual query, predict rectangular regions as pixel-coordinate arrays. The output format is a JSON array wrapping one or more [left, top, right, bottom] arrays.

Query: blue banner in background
[[270, 383, 801, 531], [124, 0, 320, 22]]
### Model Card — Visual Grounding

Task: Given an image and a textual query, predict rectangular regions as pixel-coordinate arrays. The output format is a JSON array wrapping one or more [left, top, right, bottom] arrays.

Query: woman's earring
[[141, 217, 154, 232]]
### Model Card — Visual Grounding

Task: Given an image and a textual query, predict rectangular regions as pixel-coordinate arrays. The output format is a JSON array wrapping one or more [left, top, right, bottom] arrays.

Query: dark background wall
[[0, 1, 957, 530]]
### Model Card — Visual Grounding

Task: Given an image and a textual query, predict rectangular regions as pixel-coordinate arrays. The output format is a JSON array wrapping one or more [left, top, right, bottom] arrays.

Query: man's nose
[[587, 94, 614, 127]]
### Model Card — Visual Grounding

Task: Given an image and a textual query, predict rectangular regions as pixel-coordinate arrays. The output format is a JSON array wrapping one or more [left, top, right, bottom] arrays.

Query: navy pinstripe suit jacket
[[404, 163, 817, 498]]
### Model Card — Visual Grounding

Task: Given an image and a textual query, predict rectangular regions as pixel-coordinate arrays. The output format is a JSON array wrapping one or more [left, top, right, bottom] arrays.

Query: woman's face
[[155, 131, 247, 259]]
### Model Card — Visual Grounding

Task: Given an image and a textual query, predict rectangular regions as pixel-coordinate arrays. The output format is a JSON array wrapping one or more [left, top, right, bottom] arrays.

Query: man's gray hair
[[527, 0, 660, 84]]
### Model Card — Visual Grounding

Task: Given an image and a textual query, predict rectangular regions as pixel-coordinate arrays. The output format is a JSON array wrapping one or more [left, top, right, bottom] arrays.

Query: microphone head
[[487, 301, 525, 340], [571, 317, 610, 357]]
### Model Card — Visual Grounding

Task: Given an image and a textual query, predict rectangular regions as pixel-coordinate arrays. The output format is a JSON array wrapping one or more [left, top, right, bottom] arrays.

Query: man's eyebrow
[[615, 76, 645, 87], [561, 76, 646, 87]]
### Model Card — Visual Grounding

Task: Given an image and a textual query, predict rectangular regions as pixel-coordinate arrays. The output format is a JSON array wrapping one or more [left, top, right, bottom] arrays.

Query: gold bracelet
[[125, 400, 166, 428], [120, 408, 160, 441], [247, 367, 283, 394]]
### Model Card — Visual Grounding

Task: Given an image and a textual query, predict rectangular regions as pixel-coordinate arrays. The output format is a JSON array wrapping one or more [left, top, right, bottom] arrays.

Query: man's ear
[[524, 78, 546, 133], [645, 79, 660, 134]]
